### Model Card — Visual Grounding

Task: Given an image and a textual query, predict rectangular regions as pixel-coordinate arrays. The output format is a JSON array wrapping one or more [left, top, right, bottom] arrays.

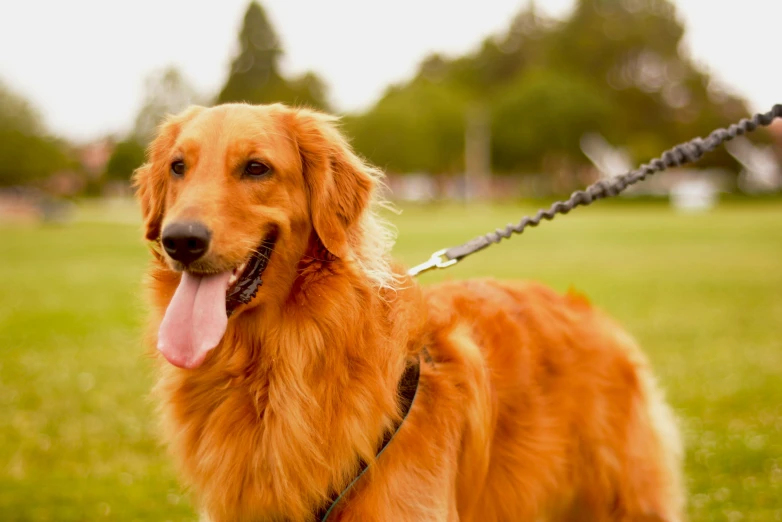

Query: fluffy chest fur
[[149, 259, 423, 521]]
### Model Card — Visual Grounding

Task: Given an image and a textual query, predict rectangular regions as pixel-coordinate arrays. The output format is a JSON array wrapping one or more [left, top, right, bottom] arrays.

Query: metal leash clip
[[407, 248, 458, 277]]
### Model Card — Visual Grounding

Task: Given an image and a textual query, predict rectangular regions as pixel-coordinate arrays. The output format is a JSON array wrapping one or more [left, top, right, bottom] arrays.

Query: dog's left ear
[[294, 109, 375, 259]]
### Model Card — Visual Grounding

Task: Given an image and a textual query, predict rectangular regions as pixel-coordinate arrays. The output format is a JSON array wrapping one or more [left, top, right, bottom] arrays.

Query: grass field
[[1, 199, 781, 521]]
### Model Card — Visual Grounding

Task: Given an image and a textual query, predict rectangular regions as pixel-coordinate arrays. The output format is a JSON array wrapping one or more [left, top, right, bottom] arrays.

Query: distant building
[[77, 138, 114, 179], [45, 169, 86, 197], [386, 173, 524, 201], [770, 119, 782, 150]]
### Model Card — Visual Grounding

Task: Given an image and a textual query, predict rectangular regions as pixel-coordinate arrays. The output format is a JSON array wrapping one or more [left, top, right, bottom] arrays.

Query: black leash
[[409, 104, 782, 277], [313, 351, 424, 521]]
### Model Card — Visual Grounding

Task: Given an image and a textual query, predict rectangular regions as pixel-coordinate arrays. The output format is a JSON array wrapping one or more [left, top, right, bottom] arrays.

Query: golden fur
[[134, 103, 685, 521]]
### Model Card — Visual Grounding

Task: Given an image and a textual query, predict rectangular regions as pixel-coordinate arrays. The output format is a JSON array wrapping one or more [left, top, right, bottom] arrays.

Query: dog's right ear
[[132, 106, 204, 242], [132, 163, 164, 242]]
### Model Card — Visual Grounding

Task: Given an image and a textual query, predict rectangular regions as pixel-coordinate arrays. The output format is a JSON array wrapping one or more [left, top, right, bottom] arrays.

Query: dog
[[133, 103, 685, 521]]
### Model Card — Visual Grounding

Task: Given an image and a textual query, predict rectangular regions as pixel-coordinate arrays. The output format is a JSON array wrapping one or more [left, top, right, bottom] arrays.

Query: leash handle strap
[[408, 104, 782, 277]]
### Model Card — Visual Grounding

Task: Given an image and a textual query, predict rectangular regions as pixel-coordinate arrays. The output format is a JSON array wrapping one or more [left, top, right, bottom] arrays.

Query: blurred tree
[[544, 0, 748, 165], [289, 71, 330, 110], [133, 67, 200, 143], [105, 138, 146, 181], [0, 81, 70, 186], [348, 0, 750, 179], [0, 82, 44, 135], [217, 2, 329, 110], [441, 6, 552, 98], [105, 66, 199, 182], [345, 78, 466, 174], [491, 69, 616, 172]]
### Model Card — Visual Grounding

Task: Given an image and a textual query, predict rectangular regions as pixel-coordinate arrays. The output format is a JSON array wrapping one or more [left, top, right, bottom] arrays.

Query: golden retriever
[[133, 103, 684, 521]]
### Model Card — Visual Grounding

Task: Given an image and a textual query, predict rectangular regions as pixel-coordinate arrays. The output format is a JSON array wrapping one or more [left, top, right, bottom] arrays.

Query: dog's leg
[[614, 372, 686, 522], [561, 368, 685, 522]]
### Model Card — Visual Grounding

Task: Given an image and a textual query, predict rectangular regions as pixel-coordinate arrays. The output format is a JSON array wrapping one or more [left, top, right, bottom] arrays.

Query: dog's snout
[[161, 221, 211, 265]]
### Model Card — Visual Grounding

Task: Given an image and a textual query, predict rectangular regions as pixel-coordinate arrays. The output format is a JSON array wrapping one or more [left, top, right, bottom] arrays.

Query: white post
[[464, 104, 491, 201]]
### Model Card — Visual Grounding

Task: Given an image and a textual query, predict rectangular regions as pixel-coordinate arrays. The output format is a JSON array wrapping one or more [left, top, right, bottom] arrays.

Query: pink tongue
[[158, 271, 232, 369]]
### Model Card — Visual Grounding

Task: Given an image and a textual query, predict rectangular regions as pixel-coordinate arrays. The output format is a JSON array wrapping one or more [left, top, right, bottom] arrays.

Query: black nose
[[161, 221, 211, 265]]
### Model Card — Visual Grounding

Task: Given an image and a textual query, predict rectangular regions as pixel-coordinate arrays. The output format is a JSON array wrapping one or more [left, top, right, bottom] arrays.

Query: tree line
[[0, 82, 71, 188], [0, 0, 766, 192], [344, 0, 750, 179]]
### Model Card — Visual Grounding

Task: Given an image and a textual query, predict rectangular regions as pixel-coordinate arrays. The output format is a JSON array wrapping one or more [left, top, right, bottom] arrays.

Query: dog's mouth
[[157, 234, 276, 370], [225, 236, 276, 317]]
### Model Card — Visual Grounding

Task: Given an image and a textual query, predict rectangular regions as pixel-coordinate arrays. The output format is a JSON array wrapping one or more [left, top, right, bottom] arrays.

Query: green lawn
[[1, 200, 781, 521]]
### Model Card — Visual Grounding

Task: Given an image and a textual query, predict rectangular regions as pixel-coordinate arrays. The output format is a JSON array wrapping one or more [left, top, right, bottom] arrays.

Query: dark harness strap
[[313, 350, 424, 521]]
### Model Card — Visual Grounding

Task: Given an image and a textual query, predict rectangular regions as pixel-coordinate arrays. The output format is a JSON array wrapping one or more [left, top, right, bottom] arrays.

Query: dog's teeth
[[228, 274, 238, 286]]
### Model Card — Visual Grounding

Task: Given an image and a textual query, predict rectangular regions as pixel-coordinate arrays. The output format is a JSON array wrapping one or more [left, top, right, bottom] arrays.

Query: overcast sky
[[0, 0, 779, 142]]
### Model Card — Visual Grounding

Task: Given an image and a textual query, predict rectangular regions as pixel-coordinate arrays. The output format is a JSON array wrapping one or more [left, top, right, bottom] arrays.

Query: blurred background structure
[[1, 1, 780, 520]]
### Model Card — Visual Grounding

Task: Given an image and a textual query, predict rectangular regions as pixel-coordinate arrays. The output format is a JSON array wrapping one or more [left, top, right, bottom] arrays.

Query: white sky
[[0, 0, 779, 142]]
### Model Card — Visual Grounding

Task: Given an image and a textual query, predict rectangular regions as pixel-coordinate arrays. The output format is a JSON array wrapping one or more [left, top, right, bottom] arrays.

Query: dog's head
[[133, 103, 387, 369]]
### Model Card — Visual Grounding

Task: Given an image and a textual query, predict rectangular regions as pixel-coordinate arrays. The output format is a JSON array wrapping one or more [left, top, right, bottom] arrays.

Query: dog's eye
[[244, 161, 271, 178], [171, 161, 186, 177]]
